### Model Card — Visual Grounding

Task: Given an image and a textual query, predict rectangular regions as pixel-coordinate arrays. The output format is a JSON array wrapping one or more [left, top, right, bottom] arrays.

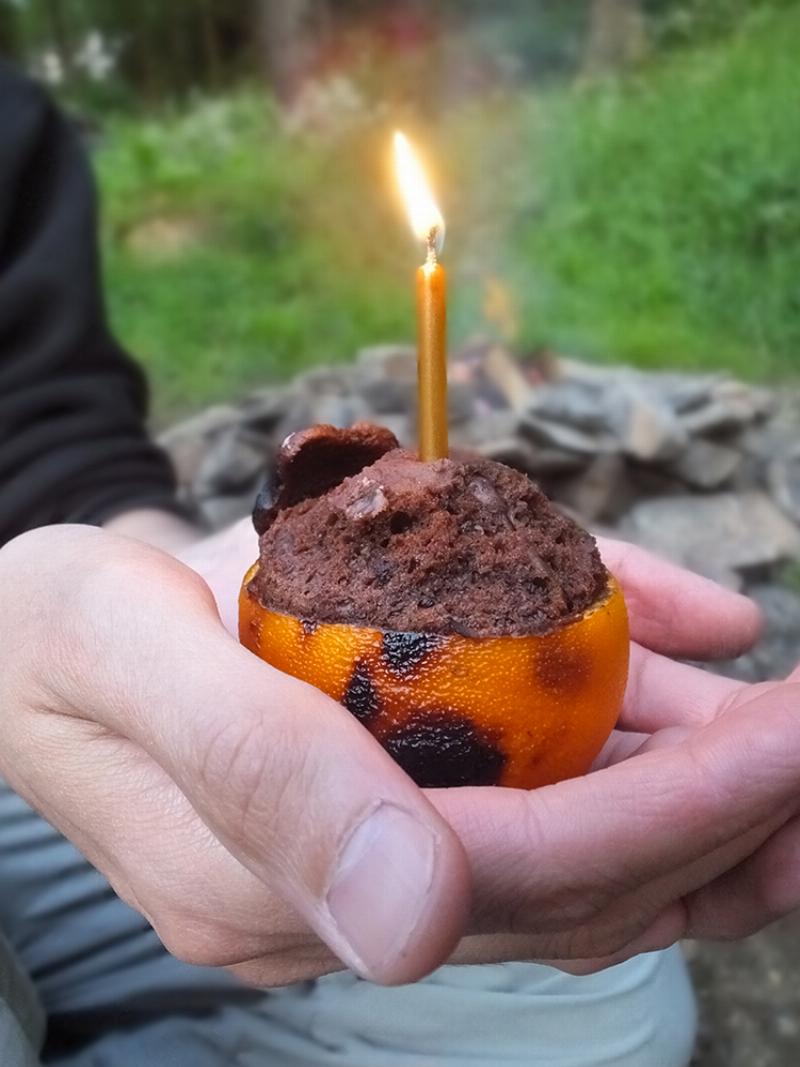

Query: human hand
[[434, 539, 797, 972], [177, 525, 786, 975], [0, 523, 470, 987], [0, 522, 778, 990]]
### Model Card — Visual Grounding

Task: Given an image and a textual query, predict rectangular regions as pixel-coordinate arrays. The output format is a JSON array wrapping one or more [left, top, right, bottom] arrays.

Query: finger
[[619, 643, 745, 732], [178, 517, 258, 636], [449, 805, 786, 967], [6, 526, 471, 986], [597, 538, 762, 659], [0, 709, 339, 985], [684, 812, 800, 940], [543, 905, 687, 975], [431, 683, 800, 948], [446, 909, 682, 971], [569, 808, 789, 960]]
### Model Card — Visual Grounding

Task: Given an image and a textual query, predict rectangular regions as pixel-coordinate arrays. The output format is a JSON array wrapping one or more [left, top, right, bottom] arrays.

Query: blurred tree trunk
[[254, 0, 316, 107], [582, 0, 647, 78]]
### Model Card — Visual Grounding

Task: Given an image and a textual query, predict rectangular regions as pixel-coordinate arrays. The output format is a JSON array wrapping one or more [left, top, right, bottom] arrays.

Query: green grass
[[96, 5, 800, 421], [511, 3, 800, 380]]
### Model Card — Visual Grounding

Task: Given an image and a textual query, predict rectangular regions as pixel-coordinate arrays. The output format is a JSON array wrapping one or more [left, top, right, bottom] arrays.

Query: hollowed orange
[[239, 563, 629, 790]]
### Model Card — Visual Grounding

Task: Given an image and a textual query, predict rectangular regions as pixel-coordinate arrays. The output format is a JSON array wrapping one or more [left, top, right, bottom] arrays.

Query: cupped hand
[[436, 539, 789, 972], [0, 519, 785, 991], [0, 524, 469, 987]]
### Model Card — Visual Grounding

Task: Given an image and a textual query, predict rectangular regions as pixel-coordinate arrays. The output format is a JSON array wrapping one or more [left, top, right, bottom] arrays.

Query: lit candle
[[393, 131, 448, 462]]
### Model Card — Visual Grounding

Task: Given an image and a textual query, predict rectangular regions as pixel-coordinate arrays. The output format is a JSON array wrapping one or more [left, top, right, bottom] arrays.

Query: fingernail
[[324, 802, 438, 981]]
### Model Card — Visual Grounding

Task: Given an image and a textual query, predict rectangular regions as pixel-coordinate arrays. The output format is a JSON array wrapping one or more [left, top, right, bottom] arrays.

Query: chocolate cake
[[249, 423, 608, 638]]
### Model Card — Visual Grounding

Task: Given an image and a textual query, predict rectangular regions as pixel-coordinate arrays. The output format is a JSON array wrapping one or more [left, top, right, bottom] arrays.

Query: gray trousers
[[0, 783, 697, 1066]]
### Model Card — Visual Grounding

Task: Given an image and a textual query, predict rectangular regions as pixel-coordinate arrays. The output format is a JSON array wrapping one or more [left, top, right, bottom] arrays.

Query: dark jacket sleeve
[[0, 63, 181, 546]]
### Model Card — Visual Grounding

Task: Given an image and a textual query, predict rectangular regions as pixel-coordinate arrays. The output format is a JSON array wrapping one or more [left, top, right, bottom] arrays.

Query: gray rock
[[459, 412, 585, 475], [474, 436, 540, 473], [527, 375, 687, 460], [657, 374, 723, 414], [679, 380, 773, 436], [359, 374, 415, 413], [158, 403, 242, 487], [158, 403, 241, 445], [688, 915, 800, 1067], [447, 381, 477, 425], [482, 346, 531, 411], [711, 584, 800, 683], [557, 454, 628, 523], [194, 428, 266, 496], [527, 379, 613, 434], [272, 400, 315, 444], [356, 345, 418, 413], [554, 358, 721, 415], [458, 409, 520, 445], [309, 393, 372, 428], [620, 491, 800, 582], [768, 445, 800, 523], [521, 412, 618, 455], [615, 387, 688, 461], [373, 413, 411, 447], [198, 492, 254, 531], [240, 386, 298, 433], [299, 365, 357, 393], [356, 344, 416, 372], [669, 439, 742, 490]]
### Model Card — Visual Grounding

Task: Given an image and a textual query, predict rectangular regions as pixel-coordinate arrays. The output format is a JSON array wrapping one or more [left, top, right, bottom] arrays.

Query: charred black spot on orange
[[300, 619, 318, 636], [343, 661, 380, 724], [536, 640, 593, 696], [382, 632, 444, 677], [383, 711, 505, 788]]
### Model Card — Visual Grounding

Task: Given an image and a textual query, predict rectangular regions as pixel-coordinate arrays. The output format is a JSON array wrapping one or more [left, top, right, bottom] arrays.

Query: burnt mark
[[382, 631, 444, 677], [537, 641, 592, 696], [342, 661, 380, 724], [253, 423, 398, 535], [383, 710, 506, 788]]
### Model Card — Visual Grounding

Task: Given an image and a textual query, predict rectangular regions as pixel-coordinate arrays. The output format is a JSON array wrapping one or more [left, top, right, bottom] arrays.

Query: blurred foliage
[[98, 95, 415, 418], [647, 0, 798, 46], [5, 1, 797, 417], [93, 2, 800, 421], [511, 1, 800, 379]]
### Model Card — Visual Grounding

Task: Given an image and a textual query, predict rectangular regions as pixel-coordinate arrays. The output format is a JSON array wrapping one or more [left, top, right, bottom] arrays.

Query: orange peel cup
[[239, 563, 629, 790]]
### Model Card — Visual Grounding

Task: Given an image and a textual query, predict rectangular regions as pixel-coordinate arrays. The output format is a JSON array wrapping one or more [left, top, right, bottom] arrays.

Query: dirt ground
[[689, 915, 800, 1065]]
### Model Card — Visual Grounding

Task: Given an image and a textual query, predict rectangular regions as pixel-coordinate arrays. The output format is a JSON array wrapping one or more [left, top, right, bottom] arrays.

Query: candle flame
[[393, 131, 445, 256]]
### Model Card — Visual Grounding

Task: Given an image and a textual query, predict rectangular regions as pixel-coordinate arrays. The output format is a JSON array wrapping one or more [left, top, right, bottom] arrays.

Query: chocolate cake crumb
[[251, 428, 609, 638], [253, 422, 398, 534]]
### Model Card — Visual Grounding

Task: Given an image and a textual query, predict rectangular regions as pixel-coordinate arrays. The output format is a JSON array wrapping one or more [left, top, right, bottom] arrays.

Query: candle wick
[[425, 226, 439, 267]]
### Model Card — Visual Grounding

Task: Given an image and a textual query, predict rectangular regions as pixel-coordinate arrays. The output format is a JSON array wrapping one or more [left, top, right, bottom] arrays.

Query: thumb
[[19, 527, 472, 985]]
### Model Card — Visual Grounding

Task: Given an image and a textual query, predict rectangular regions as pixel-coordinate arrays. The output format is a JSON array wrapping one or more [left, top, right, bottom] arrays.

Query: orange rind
[[239, 564, 629, 789]]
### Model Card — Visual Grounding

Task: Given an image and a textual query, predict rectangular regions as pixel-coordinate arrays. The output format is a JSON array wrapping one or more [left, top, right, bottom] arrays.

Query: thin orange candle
[[394, 131, 448, 461]]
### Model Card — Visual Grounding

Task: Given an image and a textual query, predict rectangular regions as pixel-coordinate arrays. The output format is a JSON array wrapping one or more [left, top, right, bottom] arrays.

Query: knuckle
[[195, 714, 299, 847], [154, 908, 245, 968], [506, 796, 621, 930], [0, 527, 106, 706], [562, 918, 635, 961]]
